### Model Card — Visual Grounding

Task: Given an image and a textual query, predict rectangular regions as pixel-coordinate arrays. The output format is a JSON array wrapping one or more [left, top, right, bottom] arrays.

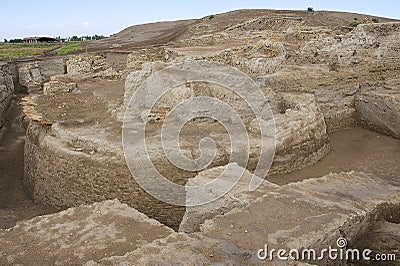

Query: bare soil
[[269, 126, 400, 186], [88, 9, 398, 52], [351, 215, 400, 265]]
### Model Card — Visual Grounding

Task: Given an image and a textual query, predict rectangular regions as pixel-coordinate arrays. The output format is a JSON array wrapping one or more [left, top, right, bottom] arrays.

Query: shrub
[[209, 15, 215, 20], [372, 18, 379, 23], [350, 21, 362, 27], [307, 7, 314, 12]]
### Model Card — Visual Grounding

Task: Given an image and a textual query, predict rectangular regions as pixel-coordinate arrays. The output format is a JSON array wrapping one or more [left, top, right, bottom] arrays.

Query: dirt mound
[[88, 9, 398, 52], [89, 20, 197, 50]]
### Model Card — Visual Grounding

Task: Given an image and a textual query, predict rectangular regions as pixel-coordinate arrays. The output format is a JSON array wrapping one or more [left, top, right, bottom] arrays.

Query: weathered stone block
[[0, 200, 174, 265], [180, 163, 279, 233], [18, 62, 43, 92], [85, 233, 259, 266], [67, 55, 109, 75], [201, 172, 400, 264], [0, 63, 14, 139], [355, 88, 400, 139], [43, 80, 78, 95]]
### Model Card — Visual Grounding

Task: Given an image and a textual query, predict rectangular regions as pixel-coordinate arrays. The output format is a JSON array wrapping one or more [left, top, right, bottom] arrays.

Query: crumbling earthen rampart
[[0, 63, 14, 139]]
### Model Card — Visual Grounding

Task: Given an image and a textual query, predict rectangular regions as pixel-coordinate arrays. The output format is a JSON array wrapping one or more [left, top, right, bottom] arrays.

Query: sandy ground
[[269, 126, 400, 186]]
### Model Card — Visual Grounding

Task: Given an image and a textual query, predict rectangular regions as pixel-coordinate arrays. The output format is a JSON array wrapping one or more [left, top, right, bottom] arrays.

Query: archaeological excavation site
[[0, 8, 400, 265]]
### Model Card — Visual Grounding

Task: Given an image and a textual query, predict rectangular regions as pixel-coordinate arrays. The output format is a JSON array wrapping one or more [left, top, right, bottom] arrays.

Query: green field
[[0, 42, 83, 59], [53, 42, 83, 55]]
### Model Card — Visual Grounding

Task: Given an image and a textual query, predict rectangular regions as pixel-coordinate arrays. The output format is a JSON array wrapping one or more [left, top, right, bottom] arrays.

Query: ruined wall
[[0, 200, 175, 265], [0, 63, 14, 139], [164, 40, 286, 76], [39, 57, 66, 79], [43, 80, 78, 95], [269, 22, 400, 132], [123, 62, 329, 176], [198, 171, 400, 265], [103, 51, 129, 72], [270, 93, 330, 175], [126, 47, 164, 71], [23, 122, 185, 228], [66, 55, 109, 75], [18, 61, 44, 92], [23, 89, 329, 229], [17, 58, 66, 93], [66, 54, 122, 79], [181, 166, 400, 239], [5, 62, 20, 93], [355, 87, 400, 139], [125, 22, 400, 134]]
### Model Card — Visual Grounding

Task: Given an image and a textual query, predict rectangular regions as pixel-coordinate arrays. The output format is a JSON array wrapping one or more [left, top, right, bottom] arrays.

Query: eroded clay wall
[[17, 57, 66, 93], [23, 122, 185, 228], [0, 63, 14, 139], [23, 91, 330, 229]]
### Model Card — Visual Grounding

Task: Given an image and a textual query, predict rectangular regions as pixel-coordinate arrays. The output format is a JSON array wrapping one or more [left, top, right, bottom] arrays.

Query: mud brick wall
[[23, 122, 185, 229]]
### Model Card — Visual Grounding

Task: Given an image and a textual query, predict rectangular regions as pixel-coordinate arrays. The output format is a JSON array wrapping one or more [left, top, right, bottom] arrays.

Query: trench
[[270, 127, 400, 265], [348, 203, 400, 266], [268, 126, 400, 186], [0, 96, 58, 229]]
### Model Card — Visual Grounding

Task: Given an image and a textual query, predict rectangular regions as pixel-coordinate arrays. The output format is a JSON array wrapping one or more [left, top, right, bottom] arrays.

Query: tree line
[[62, 35, 107, 42], [4, 35, 107, 43]]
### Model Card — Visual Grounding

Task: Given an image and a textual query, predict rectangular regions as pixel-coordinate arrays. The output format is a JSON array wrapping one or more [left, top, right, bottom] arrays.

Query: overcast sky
[[1, 0, 399, 40]]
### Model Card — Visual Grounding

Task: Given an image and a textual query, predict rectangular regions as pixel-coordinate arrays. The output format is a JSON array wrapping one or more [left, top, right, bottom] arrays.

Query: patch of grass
[[0, 43, 59, 59], [53, 42, 83, 55], [0, 41, 85, 59], [350, 21, 362, 27]]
